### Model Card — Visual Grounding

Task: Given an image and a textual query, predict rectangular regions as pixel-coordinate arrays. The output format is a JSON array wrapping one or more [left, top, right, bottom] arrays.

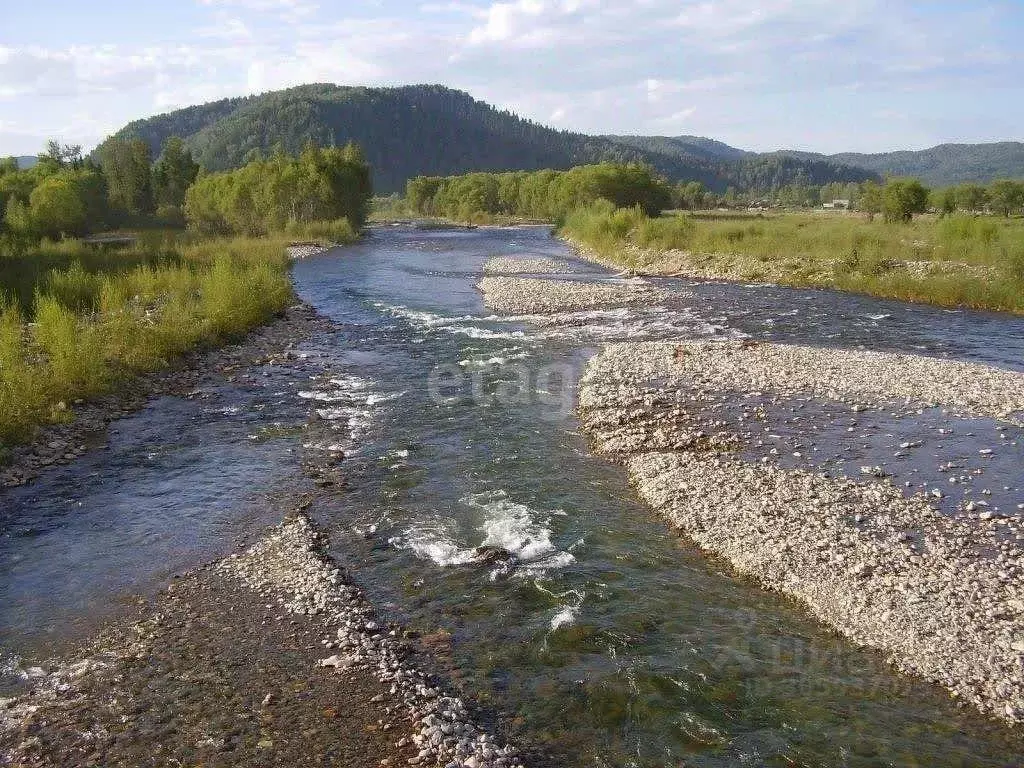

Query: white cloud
[[0, 0, 1020, 155]]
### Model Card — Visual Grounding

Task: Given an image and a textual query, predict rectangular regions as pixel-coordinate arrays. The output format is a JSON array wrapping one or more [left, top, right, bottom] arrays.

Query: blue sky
[[1, 0, 1022, 156]]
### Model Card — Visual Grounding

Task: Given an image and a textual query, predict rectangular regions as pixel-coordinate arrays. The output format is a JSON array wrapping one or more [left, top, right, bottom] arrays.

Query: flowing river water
[[3, 225, 1024, 766]]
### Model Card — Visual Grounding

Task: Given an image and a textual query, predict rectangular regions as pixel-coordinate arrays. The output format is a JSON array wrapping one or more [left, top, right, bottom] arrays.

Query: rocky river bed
[[0, 510, 521, 767], [577, 340, 1024, 725], [5, 226, 1024, 767], [0, 295, 525, 768], [476, 269, 1024, 727]]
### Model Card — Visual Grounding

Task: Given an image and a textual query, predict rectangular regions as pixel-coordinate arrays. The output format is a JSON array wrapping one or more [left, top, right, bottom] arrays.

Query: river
[[2, 225, 1023, 766]]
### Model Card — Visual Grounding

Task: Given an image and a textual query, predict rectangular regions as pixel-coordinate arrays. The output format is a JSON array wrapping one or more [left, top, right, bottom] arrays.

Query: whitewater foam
[[390, 490, 575, 579]]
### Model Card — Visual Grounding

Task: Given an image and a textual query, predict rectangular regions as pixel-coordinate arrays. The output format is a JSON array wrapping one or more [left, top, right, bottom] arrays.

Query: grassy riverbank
[[560, 204, 1024, 313], [0, 235, 295, 451]]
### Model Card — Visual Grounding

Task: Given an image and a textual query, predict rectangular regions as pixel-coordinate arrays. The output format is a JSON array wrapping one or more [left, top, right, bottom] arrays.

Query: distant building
[[823, 199, 851, 210]]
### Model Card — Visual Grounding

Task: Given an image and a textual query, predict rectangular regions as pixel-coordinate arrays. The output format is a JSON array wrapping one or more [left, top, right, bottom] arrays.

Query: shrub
[[45, 262, 103, 313]]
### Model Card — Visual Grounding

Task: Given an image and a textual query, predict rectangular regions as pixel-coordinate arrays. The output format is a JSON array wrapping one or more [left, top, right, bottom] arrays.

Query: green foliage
[[0, 236, 295, 449], [45, 262, 103, 313], [674, 181, 708, 210], [184, 143, 371, 236], [99, 138, 154, 217], [988, 180, 1024, 217], [34, 294, 109, 397], [283, 217, 357, 244], [956, 184, 988, 213], [931, 187, 958, 217], [93, 83, 881, 195], [561, 206, 1024, 314], [152, 137, 200, 208], [406, 163, 672, 222], [29, 175, 87, 237], [882, 179, 930, 223]]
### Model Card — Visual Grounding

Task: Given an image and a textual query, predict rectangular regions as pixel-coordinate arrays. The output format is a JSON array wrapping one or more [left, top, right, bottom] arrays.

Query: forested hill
[[822, 143, 1024, 187], [95, 84, 877, 194]]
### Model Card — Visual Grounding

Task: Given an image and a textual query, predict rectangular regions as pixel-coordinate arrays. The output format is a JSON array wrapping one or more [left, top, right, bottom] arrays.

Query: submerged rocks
[[478, 276, 665, 314], [3, 513, 523, 767], [577, 339, 1024, 726]]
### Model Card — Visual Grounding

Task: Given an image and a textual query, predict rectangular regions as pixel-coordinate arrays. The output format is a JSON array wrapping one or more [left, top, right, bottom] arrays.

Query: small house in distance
[[822, 199, 851, 210]]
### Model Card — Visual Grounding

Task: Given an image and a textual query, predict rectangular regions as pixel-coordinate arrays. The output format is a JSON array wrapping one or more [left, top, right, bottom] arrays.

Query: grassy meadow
[[0, 234, 294, 452], [561, 203, 1024, 313]]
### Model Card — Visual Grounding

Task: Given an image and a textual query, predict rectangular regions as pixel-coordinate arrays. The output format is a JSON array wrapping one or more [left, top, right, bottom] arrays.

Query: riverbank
[[0, 512, 522, 768], [0, 301, 329, 489], [0, 236, 298, 455], [559, 207, 1024, 314], [576, 339, 1024, 726]]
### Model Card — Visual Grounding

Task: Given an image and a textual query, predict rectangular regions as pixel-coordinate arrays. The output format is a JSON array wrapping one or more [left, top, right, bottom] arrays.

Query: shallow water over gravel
[[3, 225, 1024, 764]]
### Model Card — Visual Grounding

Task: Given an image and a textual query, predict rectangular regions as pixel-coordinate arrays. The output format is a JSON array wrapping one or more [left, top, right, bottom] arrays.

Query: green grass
[[0, 234, 296, 450], [282, 218, 359, 244], [560, 202, 1024, 313]]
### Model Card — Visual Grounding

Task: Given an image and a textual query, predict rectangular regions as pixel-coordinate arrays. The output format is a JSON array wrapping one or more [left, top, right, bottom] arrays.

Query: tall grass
[[561, 203, 1024, 313], [0, 235, 295, 450], [283, 218, 358, 244]]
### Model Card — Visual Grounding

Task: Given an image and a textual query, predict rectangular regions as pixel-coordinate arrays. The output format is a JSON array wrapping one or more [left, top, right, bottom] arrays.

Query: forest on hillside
[[94, 84, 881, 194]]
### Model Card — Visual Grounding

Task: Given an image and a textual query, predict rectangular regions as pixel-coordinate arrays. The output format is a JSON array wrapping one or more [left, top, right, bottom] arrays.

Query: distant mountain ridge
[[822, 143, 1024, 187], [93, 84, 1020, 192]]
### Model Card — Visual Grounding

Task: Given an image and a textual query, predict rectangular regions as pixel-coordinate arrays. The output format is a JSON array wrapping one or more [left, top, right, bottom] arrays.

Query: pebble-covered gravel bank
[[288, 243, 333, 259], [0, 514, 524, 767], [581, 340, 1024, 426], [0, 303, 330, 490], [482, 258, 574, 275], [218, 515, 524, 768], [577, 340, 1024, 725], [478, 276, 664, 314]]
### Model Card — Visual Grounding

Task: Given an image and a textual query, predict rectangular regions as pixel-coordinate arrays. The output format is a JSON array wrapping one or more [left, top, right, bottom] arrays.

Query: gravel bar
[[482, 258, 575, 274], [288, 243, 333, 259], [219, 515, 523, 768], [478, 276, 664, 314], [579, 340, 1024, 426], [578, 340, 1024, 726]]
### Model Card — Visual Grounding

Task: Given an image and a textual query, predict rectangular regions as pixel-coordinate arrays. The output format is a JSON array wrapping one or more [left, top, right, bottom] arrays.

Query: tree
[[882, 178, 929, 223], [931, 187, 957, 217], [41, 141, 84, 170], [152, 137, 199, 208], [988, 180, 1024, 217], [184, 143, 373, 236], [29, 175, 86, 238], [858, 181, 883, 220], [100, 138, 154, 217], [956, 184, 988, 214], [676, 181, 707, 211], [3, 197, 34, 238]]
